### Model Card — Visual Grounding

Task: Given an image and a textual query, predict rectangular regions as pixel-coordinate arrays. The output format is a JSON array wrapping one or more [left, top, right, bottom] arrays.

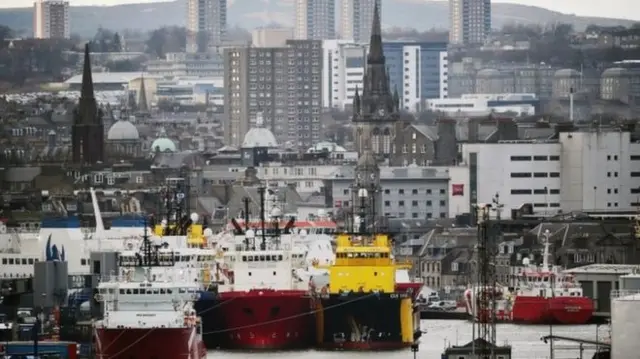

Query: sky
[[1, 0, 639, 21]]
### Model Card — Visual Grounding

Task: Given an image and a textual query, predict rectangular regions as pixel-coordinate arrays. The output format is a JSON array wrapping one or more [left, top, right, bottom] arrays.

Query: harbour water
[[207, 320, 608, 359]]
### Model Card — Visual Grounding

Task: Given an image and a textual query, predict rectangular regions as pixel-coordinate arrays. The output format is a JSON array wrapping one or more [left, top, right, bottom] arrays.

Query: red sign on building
[[452, 184, 464, 196]]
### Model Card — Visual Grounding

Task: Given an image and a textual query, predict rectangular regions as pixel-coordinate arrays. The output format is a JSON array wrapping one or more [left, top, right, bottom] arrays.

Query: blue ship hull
[[195, 291, 222, 349]]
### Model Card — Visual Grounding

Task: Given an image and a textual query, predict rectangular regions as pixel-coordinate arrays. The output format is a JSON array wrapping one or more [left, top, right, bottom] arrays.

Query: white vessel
[[94, 237, 207, 359]]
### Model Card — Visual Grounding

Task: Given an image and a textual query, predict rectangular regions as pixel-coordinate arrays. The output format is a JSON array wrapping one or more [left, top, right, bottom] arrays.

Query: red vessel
[[95, 327, 206, 358], [212, 225, 315, 350], [216, 289, 313, 349], [94, 235, 207, 359], [464, 234, 594, 325]]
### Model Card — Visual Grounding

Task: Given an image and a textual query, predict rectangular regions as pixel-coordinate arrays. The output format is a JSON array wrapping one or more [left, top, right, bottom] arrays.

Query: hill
[[0, 0, 635, 36]]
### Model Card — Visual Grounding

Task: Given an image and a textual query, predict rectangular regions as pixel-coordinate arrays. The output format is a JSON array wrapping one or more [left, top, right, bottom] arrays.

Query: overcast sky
[[1, 0, 639, 21]]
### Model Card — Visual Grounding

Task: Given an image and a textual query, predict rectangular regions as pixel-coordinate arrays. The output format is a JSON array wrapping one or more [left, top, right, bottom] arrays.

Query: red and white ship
[[464, 231, 594, 324], [210, 203, 314, 350], [93, 236, 207, 359]]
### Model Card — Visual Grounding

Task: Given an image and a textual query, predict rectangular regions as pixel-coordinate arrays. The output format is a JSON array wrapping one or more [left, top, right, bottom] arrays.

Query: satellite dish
[[190, 213, 199, 223]]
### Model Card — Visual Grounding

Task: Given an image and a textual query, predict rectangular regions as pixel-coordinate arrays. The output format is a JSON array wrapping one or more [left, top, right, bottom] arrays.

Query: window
[[399, 189, 404, 195], [510, 156, 531, 161], [439, 189, 446, 195], [533, 172, 548, 178], [439, 200, 446, 206], [549, 189, 560, 194], [398, 201, 405, 207], [384, 201, 390, 207], [549, 172, 560, 178], [451, 262, 458, 271], [533, 189, 548, 194], [549, 155, 560, 161], [412, 201, 418, 207], [511, 189, 532, 195], [511, 172, 532, 178], [107, 176, 115, 185], [426, 200, 432, 206], [533, 155, 548, 161], [136, 176, 143, 184], [440, 212, 446, 218], [412, 189, 418, 195]]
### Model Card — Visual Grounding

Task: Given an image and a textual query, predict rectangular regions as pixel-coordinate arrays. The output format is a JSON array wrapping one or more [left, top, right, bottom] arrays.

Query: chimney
[[47, 130, 57, 148]]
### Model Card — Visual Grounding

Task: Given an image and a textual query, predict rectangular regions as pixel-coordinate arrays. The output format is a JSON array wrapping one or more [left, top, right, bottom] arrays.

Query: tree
[[0, 25, 12, 42], [145, 26, 187, 58], [113, 32, 122, 52]]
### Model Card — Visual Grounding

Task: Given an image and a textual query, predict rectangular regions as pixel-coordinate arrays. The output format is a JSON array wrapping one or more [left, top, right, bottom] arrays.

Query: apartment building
[[33, 0, 70, 39], [186, 0, 227, 53], [294, 0, 336, 40], [449, 0, 491, 45], [223, 40, 323, 149], [340, 0, 380, 43]]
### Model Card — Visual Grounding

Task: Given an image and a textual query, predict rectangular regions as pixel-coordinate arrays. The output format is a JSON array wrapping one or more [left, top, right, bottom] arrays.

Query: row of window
[[386, 212, 448, 219], [2, 257, 38, 265], [510, 188, 560, 195], [511, 155, 560, 161], [511, 172, 560, 178], [384, 200, 447, 207], [341, 188, 447, 196]]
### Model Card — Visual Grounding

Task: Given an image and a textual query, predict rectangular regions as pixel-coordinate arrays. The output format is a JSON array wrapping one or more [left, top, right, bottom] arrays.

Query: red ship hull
[[395, 283, 422, 299], [94, 327, 206, 359], [511, 296, 594, 324], [216, 289, 314, 350]]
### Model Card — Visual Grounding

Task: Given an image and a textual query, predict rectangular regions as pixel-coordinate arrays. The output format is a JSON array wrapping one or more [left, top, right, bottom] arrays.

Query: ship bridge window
[[126, 289, 132, 294], [133, 289, 139, 294], [179, 288, 187, 294], [160, 289, 166, 294], [28, 258, 34, 265]]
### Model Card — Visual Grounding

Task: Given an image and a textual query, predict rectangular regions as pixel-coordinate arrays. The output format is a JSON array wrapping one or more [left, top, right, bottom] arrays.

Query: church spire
[[367, 2, 384, 65], [80, 43, 95, 101], [138, 74, 148, 113]]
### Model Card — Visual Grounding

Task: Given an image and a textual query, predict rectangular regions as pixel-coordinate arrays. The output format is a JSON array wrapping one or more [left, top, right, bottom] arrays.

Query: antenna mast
[[473, 200, 499, 358]]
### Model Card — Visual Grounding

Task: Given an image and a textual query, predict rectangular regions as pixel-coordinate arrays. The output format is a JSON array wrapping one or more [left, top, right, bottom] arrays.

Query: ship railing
[[611, 289, 640, 300]]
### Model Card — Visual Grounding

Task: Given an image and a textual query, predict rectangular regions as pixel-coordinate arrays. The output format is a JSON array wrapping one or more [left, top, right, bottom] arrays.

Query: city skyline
[[1, 0, 639, 22]]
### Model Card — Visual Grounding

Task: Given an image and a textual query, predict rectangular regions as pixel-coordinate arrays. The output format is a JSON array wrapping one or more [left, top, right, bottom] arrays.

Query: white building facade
[[425, 93, 538, 117], [33, 0, 70, 39], [461, 130, 640, 215], [559, 131, 640, 211], [461, 141, 563, 214], [322, 40, 368, 109]]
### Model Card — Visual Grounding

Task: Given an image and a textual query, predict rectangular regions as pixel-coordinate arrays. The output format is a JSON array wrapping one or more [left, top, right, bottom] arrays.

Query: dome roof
[[602, 67, 628, 77], [151, 138, 177, 152], [107, 120, 139, 141], [242, 113, 278, 148]]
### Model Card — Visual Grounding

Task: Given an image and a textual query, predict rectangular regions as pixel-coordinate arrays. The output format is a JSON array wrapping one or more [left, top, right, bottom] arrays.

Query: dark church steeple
[[72, 43, 105, 164], [352, 2, 399, 157]]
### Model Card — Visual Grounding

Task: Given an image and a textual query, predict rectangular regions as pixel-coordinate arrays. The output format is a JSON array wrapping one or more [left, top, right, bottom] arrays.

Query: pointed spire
[[80, 43, 95, 100], [393, 86, 400, 111], [367, 1, 384, 65], [138, 74, 148, 113], [353, 86, 360, 114]]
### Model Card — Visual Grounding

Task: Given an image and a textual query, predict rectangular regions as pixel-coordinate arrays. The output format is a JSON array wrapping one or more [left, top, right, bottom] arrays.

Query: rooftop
[[65, 72, 156, 85], [564, 264, 640, 275]]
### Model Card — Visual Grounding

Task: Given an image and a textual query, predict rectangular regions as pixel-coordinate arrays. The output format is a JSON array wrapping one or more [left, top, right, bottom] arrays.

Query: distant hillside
[[0, 0, 635, 36]]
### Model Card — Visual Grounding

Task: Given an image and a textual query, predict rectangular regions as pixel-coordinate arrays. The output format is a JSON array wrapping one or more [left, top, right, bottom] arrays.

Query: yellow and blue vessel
[[313, 232, 421, 350]]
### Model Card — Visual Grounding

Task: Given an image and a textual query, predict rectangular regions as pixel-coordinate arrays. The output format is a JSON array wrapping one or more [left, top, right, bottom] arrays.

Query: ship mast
[[472, 193, 501, 358]]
